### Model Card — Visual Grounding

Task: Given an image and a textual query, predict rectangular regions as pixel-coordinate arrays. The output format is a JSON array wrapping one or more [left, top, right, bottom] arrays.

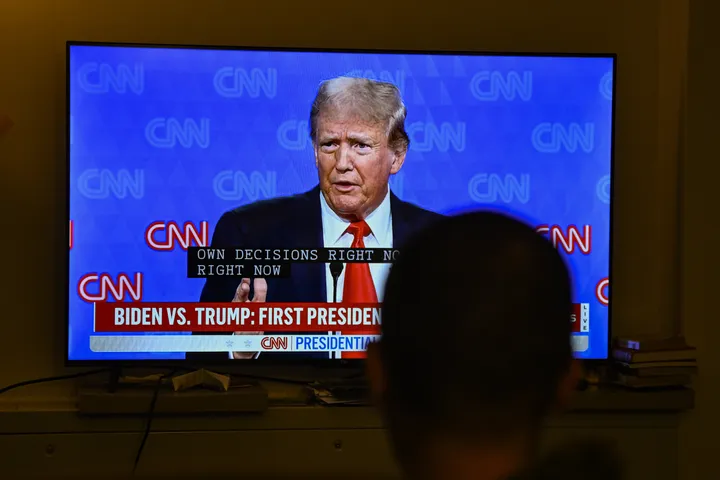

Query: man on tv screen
[[197, 76, 442, 359]]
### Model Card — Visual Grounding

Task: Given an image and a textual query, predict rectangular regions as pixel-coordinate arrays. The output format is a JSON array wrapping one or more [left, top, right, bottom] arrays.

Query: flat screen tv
[[66, 42, 615, 364]]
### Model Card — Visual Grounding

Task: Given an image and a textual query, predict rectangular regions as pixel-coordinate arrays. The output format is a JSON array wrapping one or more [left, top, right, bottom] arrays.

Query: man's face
[[314, 110, 405, 220]]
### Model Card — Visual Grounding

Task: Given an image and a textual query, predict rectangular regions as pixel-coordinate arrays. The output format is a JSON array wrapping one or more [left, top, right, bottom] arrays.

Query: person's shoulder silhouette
[[366, 211, 623, 480]]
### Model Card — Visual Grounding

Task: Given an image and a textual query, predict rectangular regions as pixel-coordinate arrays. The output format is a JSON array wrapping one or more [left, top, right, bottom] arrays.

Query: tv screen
[[67, 43, 614, 363]]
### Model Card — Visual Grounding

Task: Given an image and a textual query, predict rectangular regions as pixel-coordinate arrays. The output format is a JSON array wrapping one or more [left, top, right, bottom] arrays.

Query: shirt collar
[[320, 189, 392, 244]]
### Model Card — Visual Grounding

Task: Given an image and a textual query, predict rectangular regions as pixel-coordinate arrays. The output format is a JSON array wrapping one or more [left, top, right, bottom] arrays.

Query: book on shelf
[[615, 360, 697, 369], [615, 364, 698, 377], [612, 347, 696, 364], [615, 373, 692, 388], [614, 335, 687, 352]]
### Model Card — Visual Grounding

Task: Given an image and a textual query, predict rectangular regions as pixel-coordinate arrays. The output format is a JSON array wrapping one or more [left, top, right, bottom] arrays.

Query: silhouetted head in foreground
[[367, 211, 592, 480]]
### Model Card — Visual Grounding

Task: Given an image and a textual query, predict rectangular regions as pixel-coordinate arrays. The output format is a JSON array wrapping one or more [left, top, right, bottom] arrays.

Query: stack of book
[[612, 336, 697, 388]]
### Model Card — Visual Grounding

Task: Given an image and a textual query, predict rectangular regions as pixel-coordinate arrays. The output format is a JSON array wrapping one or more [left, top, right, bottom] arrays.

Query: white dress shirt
[[320, 189, 393, 303], [320, 189, 393, 359]]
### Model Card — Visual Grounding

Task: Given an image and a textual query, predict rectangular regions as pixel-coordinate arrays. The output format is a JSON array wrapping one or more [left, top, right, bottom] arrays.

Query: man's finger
[[233, 278, 251, 302], [252, 278, 268, 302]]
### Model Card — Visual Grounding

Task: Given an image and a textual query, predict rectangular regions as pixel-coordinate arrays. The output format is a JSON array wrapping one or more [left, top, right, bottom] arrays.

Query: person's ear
[[555, 359, 583, 411], [366, 341, 387, 407], [390, 148, 406, 175]]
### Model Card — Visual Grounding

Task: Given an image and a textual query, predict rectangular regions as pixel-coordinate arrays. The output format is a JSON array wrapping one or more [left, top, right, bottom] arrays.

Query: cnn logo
[[596, 278, 609, 306], [261, 336, 289, 350], [77, 63, 144, 95], [536, 225, 592, 255], [145, 221, 208, 251], [77, 273, 143, 302]]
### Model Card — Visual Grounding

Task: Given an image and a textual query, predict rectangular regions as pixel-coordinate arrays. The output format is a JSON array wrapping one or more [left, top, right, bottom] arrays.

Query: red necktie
[[340, 220, 377, 359]]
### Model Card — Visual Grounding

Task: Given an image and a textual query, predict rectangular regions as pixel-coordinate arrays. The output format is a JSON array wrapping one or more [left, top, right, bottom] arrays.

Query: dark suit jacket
[[187, 185, 442, 362]]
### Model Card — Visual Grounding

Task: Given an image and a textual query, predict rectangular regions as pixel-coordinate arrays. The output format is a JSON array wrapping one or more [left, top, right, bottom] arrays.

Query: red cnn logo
[[69, 220, 74, 250], [261, 336, 289, 350], [536, 224, 592, 254], [145, 221, 208, 251], [77, 273, 143, 302], [596, 277, 609, 306]]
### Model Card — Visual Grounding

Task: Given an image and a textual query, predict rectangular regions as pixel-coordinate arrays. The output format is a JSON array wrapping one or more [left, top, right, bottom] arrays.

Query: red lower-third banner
[[571, 303, 590, 333], [94, 302, 590, 334], [94, 302, 382, 333]]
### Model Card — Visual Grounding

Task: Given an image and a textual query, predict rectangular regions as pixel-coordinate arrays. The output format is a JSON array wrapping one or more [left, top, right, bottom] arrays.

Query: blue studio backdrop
[[68, 44, 614, 361]]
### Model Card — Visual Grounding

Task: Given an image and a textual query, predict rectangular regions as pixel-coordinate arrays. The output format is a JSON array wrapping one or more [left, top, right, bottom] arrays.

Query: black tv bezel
[[64, 41, 617, 368]]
